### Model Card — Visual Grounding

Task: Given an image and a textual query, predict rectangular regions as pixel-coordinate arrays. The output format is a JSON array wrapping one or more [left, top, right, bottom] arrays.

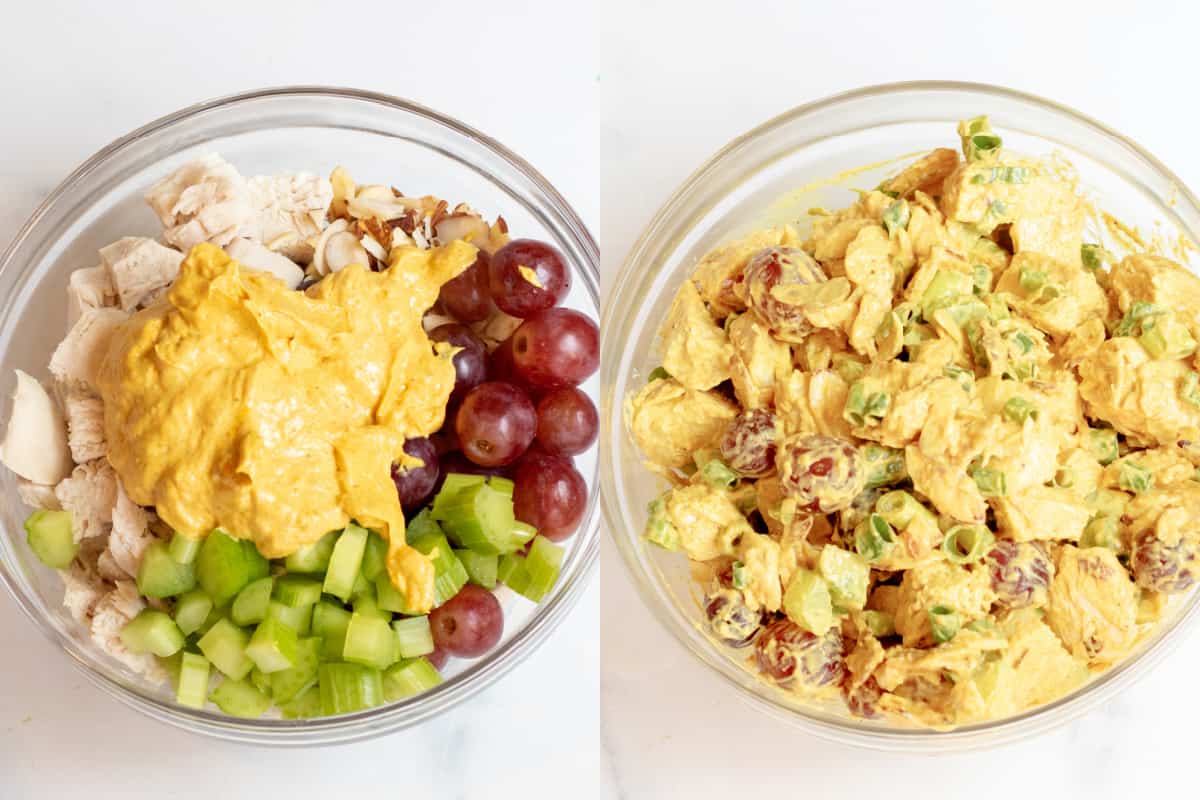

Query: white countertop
[[600, 1, 1200, 798], [0, 2, 599, 798]]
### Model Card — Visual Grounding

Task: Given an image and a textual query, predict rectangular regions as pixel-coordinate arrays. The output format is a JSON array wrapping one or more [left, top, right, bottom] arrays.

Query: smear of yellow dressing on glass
[[96, 240, 478, 613]]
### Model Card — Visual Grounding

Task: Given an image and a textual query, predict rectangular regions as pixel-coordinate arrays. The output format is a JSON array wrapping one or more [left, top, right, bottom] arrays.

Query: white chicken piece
[[89, 579, 165, 678], [17, 478, 61, 510], [67, 265, 116, 325], [145, 154, 253, 252], [48, 306, 128, 390], [99, 237, 185, 310], [60, 562, 105, 624], [106, 481, 155, 578], [0, 370, 72, 484], [240, 173, 333, 263], [63, 385, 106, 464], [225, 237, 305, 289], [55, 459, 117, 541]]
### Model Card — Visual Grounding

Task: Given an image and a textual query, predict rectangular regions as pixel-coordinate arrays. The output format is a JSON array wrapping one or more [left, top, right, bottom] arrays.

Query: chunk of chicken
[[662, 483, 753, 562], [734, 531, 783, 612], [893, 560, 996, 647], [240, 173, 333, 264], [63, 385, 106, 464], [55, 459, 117, 541], [18, 479, 61, 510], [106, 481, 156, 578], [67, 265, 116, 325], [60, 562, 105, 624], [145, 154, 253, 251], [225, 237, 304, 289], [48, 307, 128, 390], [625, 378, 737, 470], [1045, 545, 1138, 664], [658, 280, 733, 391], [99, 237, 185, 310], [0, 370, 72, 484]]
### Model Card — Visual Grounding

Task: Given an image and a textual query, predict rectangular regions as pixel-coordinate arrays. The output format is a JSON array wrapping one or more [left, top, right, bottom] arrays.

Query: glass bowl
[[601, 80, 1200, 751], [0, 87, 600, 745]]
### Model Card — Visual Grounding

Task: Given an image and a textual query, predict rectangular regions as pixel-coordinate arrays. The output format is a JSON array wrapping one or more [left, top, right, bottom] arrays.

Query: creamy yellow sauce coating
[[98, 241, 477, 612]]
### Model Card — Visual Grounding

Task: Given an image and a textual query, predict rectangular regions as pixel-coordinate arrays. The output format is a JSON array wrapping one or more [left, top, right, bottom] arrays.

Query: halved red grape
[[429, 584, 503, 658], [720, 409, 778, 477], [430, 323, 488, 403], [489, 239, 571, 318], [455, 382, 536, 467], [426, 643, 449, 671], [754, 619, 845, 689], [511, 308, 599, 390], [392, 437, 440, 510], [535, 387, 598, 456], [744, 246, 827, 342], [437, 252, 494, 323], [777, 433, 866, 513], [704, 565, 763, 647], [985, 540, 1054, 608], [513, 451, 587, 542]]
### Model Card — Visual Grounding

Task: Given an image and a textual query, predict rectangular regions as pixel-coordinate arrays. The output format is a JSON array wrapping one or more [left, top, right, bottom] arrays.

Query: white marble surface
[[600, 1, 1200, 798], [0, 2, 599, 798]]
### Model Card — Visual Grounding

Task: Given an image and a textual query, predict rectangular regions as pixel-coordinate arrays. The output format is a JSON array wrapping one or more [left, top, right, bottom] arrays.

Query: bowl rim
[[0, 85, 601, 745], [600, 79, 1200, 750]]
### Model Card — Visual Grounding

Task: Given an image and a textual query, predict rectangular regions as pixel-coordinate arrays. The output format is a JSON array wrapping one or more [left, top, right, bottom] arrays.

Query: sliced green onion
[[647, 366, 670, 382], [1081, 243, 1106, 270], [971, 264, 991, 294], [942, 525, 995, 565], [862, 610, 896, 638], [23, 509, 78, 569], [284, 530, 339, 574], [1118, 461, 1154, 494], [698, 459, 739, 490], [343, 612, 400, 670], [210, 678, 271, 718], [197, 618, 253, 680], [920, 270, 973, 319], [844, 380, 890, 427], [173, 589, 214, 636], [929, 605, 961, 644], [392, 616, 435, 659], [1114, 301, 1163, 337], [195, 529, 269, 607], [970, 165, 1030, 184], [230, 576, 275, 627], [882, 199, 910, 235], [643, 498, 679, 551], [1087, 428, 1120, 465], [137, 540, 197, 599], [1080, 516, 1120, 551], [273, 575, 323, 608], [959, 116, 1000, 161], [1139, 315, 1197, 360], [730, 561, 749, 590], [970, 467, 1007, 497], [176, 652, 211, 709], [944, 364, 974, 392], [854, 513, 897, 563], [168, 532, 202, 565], [455, 549, 499, 590], [874, 491, 923, 530], [319, 662, 384, 716], [1003, 397, 1039, 425], [831, 353, 866, 385], [782, 569, 834, 635], [120, 609, 185, 657], [245, 617, 300, 674], [817, 546, 870, 610], [383, 658, 443, 702], [862, 444, 907, 489], [1018, 266, 1048, 294]]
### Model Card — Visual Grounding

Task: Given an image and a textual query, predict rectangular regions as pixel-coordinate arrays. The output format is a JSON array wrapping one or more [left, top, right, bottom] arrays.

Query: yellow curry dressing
[[97, 241, 477, 612]]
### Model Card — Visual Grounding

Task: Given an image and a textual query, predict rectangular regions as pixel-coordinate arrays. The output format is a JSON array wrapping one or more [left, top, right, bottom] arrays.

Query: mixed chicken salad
[[629, 117, 1200, 729], [2, 153, 598, 718]]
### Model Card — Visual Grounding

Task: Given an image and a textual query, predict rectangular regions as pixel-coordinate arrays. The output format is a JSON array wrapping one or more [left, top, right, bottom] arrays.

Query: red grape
[[777, 434, 866, 513], [430, 323, 488, 404], [511, 308, 599, 390], [744, 247, 827, 342], [754, 619, 845, 689], [455, 382, 536, 467], [535, 387, 598, 456], [437, 252, 494, 323], [425, 643, 449, 671], [488, 239, 571, 318], [429, 584, 503, 658], [985, 540, 1054, 609], [720, 409, 778, 477], [391, 437, 440, 510], [487, 336, 523, 386], [513, 451, 587, 541]]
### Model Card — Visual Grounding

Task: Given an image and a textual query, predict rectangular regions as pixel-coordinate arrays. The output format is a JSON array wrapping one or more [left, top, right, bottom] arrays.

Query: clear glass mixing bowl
[[601, 81, 1200, 751], [0, 87, 600, 745]]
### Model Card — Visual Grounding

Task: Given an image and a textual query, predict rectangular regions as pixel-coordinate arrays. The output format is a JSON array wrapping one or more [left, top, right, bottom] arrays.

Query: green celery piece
[[137, 540, 197, 599], [697, 459, 738, 490], [249, 666, 272, 696], [374, 574, 409, 614], [488, 476, 515, 499], [284, 531, 339, 574], [511, 536, 564, 602], [862, 444, 906, 489], [432, 482, 516, 555], [919, 270, 973, 319], [455, 549, 499, 590], [168, 532, 202, 565], [349, 571, 372, 600], [273, 574, 323, 608], [817, 546, 869, 610], [970, 467, 1007, 497], [405, 526, 469, 610], [120, 610, 185, 657], [431, 474, 488, 516], [319, 662, 384, 715], [782, 569, 834, 635], [24, 509, 78, 569], [314, 599, 353, 660], [266, 600, 313, 635], [195, 605, 224, 637], [352, 589, 393, 621], [197, 618, 254, 680], [231, 577, 275, 627], [1080, 515, 1121, 551], [1003, 397, 1038, 425], [281, 685, 323, 719], [498, 552, 528, 587], [176, 652, 211, 709], [862, 610, 896, 638], [159, 651, 183, 690], [509, 521, 537, 550], [392, 616, 435, 659], [383, 658, 443, 702], [323, 524, 369, 601], [270, 637, 322, 705], [1087, 428, 1120, 465], [1119, 461, 1154, 494], [210, 678, 271, 718], [195, 530, 269, 607], [360, 530, 388, 581], [174, 589, 215, 636], [246, 617, 300, 673], [343, 612, 400, 669]]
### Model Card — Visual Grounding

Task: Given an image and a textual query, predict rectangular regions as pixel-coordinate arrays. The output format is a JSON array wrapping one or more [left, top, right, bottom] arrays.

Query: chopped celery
[[392, 616, 435, 658], [942, 525, 995, 565], [919, 270, 973, 319], [817, 546, 869, 610], [246, 617, 300, 673], [269, 637, 322, 704], [313, 599, 352, 660], [195, 605, 224, 637], [862, 444, 906, 489], [352, 588, 392, 621], [432, 474, 488, 516], [197, 618, 253, 680], [284, 531, 339, 574], [323, 524, 369, 601], [266, 600, 313, 635], [1182, 372, 1200, 408], [173, 589, 214, 636], [176, 652, 211, 709], [137, 540, 197, 598], [319, 662, 384, 715], [273, 575, 323, 608], [432, 482, 516, 555], [195, 529, 269, 606], [24, 509, 78, 569], [1138, 314, 1196, 360], [959, 115, 1000, 161], [929, 605, 960, 643], [168, 532, 202, 565], [1114, 301, 1163, 337], [498, 552, 526, 586], [349, 571, 372, 600], [120, 609, 185, 657], [1119, 461, 1154, 494], [1087, 428, 1120, 465], [697, 459, 738, 490], [1003, 397, 1038, 425], [488, 476, 515, 499], [511, 536, 564, 602], [456, 549, 499, 589], [1080, 515, 1120, 551], [160, 651, 183, 689], [230, 577, 275, 627], [1081, 243, 1106, 270], [249, 666, 272, 696], [210, 678, 271, 718], [383, 658, 443, 701], [642, 504, 679, 551], [1087, 488, 1130, 518], [281, 685, 323, 719], [405, 525, 469, 610], [863, 610, 896, 638], [510, 521, 537, 549], [882, 198, 909, 235], [360, 530, 388, 581], [406, 508, 443, 541], [782, 569, 834, 635], [731, 561, 748, 589], [343, 612, 400, 669], [647, 366, 670, 382], [970, 466, 1007, 497], [374, 573, 409, 613]]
